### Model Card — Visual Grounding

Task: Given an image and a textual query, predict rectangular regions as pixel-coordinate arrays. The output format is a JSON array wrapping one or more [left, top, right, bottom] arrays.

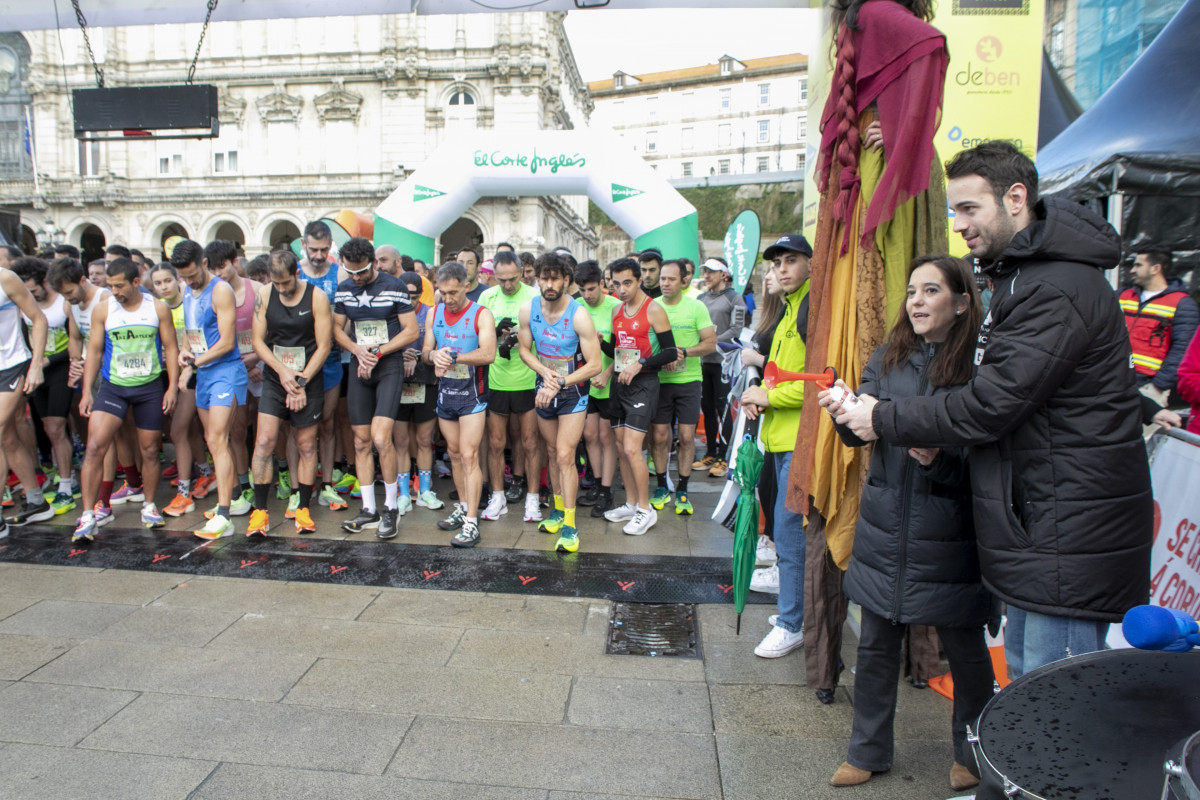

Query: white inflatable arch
[[374, 130, 699, 266]]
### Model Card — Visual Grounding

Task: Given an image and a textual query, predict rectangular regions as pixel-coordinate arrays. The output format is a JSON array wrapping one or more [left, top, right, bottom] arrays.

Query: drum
[[1163, 730, 1200, 800], [968, 649, 1200, 799]]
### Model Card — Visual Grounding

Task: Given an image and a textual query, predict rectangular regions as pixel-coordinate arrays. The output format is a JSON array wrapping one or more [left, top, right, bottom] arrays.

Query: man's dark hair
[[170, 239, 204, 270], [303, 220, 332, 243], [12, 257, 48, 286], [608, 256, 641, 279], [496, 242, 514, 252], [492, 250, 520, 270], [458, 246, 481, 264], [575, 259, 603, 286], [245, 254, 271, 282], [444, 250, 459, 263], [203, 240, 239, 271], [48, 258, 85, 291], [413, 259, 427, 271], [106, 256, 140, 283], [680, 257, 695, 280], [535, 252, 572, 282], [105, 243, 132, 259], [53, 244, 80, 260], [437, 261, 468, 284], [1139, 251, 1173, 275], [945, 140, 1039, 209], [130, 248, 145, 260], [399, 254, 414, 272], [518, 251, 536, 267], [269, 249, 298, 277], [3, 244, 23, 261], [340, 237, 375, 265], [638, 249, 663, 266], [553, 248, 578, 271], [660, 259, 686, 279]]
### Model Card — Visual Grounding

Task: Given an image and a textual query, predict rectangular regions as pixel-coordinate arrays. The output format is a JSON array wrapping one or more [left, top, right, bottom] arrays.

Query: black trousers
[[700, 362, 731, 460], [847, 605, 993, 774]]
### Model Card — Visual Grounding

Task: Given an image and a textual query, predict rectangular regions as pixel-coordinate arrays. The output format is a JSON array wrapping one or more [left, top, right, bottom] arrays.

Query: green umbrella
[[731, 435, 765, 634]]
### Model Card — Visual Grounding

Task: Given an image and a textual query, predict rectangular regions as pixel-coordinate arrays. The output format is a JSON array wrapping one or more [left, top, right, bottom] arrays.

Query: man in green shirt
[[650, 260, 716, 515], [577, 261, 622, 516], [478, 251, 542, 524]]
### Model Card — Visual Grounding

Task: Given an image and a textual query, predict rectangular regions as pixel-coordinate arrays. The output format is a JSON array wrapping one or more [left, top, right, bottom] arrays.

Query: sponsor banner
[[724, 210, 761, 296]]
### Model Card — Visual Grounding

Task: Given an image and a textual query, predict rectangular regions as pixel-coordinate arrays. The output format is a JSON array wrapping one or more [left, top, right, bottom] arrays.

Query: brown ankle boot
[[950, 762, 979, 791], [830, 762, 872, 786]]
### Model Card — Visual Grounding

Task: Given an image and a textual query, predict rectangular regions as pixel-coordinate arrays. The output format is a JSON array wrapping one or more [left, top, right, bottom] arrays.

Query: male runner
[[602, 257, 676, 535], [333, 237, 419, 539], [638, 249, 663, 298], [458, 247, 487, 302], [73, 257, 178, 540], [650, 260, 716, 515], [517, 253, 602, 553], [247, 249, 332, 535], [0, 263, 47, 534], [173, 239, 249, 540], [576, 260, 622, 517], [478, 250, 541, 523], [376, 245, 401, 277], [424, 261, 496, 547], [393, 270, 444, 515]]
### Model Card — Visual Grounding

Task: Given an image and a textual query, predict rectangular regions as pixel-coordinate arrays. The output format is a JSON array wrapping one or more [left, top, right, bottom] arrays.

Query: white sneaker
[[623, 506, 657, 536], [482, 493, 508, 521], [523, 494, 542, 523], [768, 614, 779, 627], [754, 624, 804, 658], [396, 495, 412, 517], [604, 502, 637, 523], [750, 564, 780, 594], [755, 534, 777, 567]]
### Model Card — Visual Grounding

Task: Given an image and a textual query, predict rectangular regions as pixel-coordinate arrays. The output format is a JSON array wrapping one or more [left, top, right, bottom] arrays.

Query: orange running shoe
[[246, 508, 269, 537], [192, 474, 216, 499], [294, 506, 315, 534], [163, 492, 195, 517]]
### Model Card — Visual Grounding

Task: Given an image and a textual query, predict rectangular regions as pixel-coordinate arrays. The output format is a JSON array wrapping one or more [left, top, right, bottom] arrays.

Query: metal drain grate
[[605, 602, 700, 658]]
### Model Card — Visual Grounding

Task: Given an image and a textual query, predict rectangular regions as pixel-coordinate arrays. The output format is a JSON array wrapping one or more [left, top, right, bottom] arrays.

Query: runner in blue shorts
[[517, 252, 602, 554]]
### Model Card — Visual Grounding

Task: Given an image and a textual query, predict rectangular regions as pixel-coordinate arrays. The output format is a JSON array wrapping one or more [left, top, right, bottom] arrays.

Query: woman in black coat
[[821, 255, 994, 792]]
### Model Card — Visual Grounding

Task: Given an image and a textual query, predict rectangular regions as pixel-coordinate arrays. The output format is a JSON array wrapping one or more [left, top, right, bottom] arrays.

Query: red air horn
[[762, 363, 837, 390]]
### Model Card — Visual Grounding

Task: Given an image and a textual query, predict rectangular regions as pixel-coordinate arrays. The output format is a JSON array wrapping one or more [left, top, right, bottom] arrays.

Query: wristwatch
[[450, 351, 458, 365], [296, 376, 308, 388], [556, 376, 566, 388], [368, 345, 381, 356], [638, 357, 648, 366], [681, 347, 688, 358]]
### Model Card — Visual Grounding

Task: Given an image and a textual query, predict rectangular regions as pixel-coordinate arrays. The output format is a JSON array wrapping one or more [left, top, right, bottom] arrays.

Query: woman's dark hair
[[831, 0, 934, 36], [881, 255, 981, 387]]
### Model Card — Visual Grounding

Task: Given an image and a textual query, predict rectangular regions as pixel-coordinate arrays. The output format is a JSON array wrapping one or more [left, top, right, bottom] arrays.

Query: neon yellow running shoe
[[555, 525, 580, 553], [674, 492, 693, 516], [538, 509, 564, 534], [649, 486, 670, 511]]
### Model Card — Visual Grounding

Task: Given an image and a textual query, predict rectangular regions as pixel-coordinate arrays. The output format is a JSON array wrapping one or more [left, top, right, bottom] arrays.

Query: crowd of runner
[[0, 227, 747, 556]]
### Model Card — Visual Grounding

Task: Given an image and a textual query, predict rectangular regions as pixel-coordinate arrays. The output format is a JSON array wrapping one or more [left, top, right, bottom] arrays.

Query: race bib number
[[444, 363, 469, 380], [354, 319, 389, 347], [539, 354, 571, 377], [185, 328, 209, 354], [237, 330, 254, 355], [400, 383, 426, 404], [273, 345, 307, 372], [46, 326, 68, 356], [614, 348, 640, 373], [113, 352, 153, 380]]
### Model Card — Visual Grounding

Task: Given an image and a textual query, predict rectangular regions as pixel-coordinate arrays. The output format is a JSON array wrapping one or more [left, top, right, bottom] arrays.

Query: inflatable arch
[[374, 130, 699, 266]]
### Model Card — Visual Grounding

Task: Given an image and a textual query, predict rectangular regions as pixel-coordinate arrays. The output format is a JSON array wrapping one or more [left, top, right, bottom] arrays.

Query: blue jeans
[[771, 451, 806, 633], [1005, 606, 1109, 677]]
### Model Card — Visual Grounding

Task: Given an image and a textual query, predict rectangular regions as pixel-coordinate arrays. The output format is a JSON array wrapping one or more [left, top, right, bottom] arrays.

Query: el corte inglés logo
[[611, 183, 644, 202], [413, 185, 446, 202]]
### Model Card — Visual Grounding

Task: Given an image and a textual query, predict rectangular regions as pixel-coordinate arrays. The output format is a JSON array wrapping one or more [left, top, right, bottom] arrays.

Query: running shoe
[[555, 525, 580, 553], [93, 503, 114, 527], [163, 492, 195, 517], [7, 499, 54, 526], [240, 487, 255, 507], [72, 478, 81, 498], [692, 455, 717, 470], [434, 459, 452, 478], [416, 490, 445, 511], [73, 512, 96, 542], [318, 485, 347, 510], [110, 482, 145, 505], [538, 509, 564, 534], [437, 502, 466, 531], [350, 479, 362, 499], [708, 460, 728, 479], [523, 494, 542, 523], [590, 490, 614, 518], [504, 476, 526, 503], [395, 494, 412, 517], [0, 517, 7, 539], [246, 508, 270, 536], [50, 491, 76, 516], [332, 473, 358, 494], [623, 506, 657, 536], [649, 486, 671, 511], [1, 487, 12, 508], [756, 534, 778, 567], [204, 493, 251, 519], [341, 510, 380, 534], [141, 504, 165, 529], [578, 486, 598, 506], [603, 502, 638, 523], [162, 462, 178, 479], [376, 508, 398, 540], [674, 492, 693, 516], [285, 492, 300, 519], [194, 514, 234, 540], [276, 469, 291, 500], [538, 484, 552, 508], [482, 494, 508, 521], [191, 474, 216, 499], [293, 507, 315, 535], [451, 519, 480, 548]]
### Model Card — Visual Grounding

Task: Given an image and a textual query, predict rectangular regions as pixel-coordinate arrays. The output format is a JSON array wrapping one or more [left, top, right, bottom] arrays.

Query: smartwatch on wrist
[[450, 351, 458, 365], [681, 347, 688, 358], [296, 376, 308, 388], [638, 357, 648, 366], [557, 376, 566, 388]]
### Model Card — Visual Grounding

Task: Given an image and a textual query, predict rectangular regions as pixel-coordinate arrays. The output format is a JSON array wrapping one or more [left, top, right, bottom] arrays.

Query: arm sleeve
[[1154, 295, 1199, 391], [642, 329, 677, 368], [875, 281, 1092, 447], [918, 447, 971, 490], [600, 335, 615, 358]]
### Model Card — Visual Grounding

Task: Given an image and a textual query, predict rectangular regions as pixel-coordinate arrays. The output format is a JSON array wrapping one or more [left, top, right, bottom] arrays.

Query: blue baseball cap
[[763, 234, 813, 261]]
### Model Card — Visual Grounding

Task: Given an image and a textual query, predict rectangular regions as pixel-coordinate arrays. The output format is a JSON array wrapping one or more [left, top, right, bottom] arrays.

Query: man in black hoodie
[[834, 141, 1152, 677]]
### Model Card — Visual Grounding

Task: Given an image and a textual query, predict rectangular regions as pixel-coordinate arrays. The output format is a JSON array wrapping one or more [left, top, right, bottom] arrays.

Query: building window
[[158, 153, 182, 176], [646, 131, 657, 153], [213, 150, 238, 174], [797, 117, 807, 141], [78, 139, 100, 177], [646, 96, 658, 118], [757, 120, 769, 143], [614, 74, 624, 89], [799, 77, 808, 102], [759, 83, 770, 106], [719, 88, 731, 110], [718, 159, 730, 175], [682, 161, 693, 177], [681, 127, 694, 150], [448, 89, 477, 131], [757, 156, 770, 172], [718, 123, 731, 147], [796, 154, 806, 172], [720, 59, 731, 76]]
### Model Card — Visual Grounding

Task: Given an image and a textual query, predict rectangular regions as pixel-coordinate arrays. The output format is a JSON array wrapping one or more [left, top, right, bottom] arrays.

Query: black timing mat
[[0, 525, 769, 605]]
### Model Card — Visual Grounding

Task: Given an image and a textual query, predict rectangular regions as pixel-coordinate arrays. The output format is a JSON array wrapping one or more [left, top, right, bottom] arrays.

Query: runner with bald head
[[376, 245, 401, 277]]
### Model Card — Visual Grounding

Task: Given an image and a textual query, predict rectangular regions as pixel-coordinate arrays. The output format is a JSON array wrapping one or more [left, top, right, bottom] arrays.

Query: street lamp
[[34, 218, 65, 249]]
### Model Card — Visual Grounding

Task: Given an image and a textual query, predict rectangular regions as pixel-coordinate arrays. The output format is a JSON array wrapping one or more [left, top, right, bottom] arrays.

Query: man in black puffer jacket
[[834, 141, 1152, 677]]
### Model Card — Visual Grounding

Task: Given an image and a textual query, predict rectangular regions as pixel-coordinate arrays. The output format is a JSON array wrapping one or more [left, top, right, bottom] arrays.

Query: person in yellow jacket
[[741, 234, 812, 659]]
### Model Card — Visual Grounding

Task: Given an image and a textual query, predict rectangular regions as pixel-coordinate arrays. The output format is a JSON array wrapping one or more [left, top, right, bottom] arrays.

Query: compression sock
[[418, 470, 432, 493], [298, 483, 313, 509], [177, 478, 191, 498], [253, 483, 270, 510], [554, 494, 564, 512], [239, 473, 251, 493], [122, 463, 142, 489], [217, 505, 230, 519], [677, 475, 689, 492], [99, 480, 114, 507], [564, 507, 576, 528], [656, 472, 667, 489], [384, 481, 398, 510]]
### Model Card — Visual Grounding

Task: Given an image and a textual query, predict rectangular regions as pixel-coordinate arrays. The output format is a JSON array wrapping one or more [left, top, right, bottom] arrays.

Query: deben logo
[[955, 37, 1021, 88]]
